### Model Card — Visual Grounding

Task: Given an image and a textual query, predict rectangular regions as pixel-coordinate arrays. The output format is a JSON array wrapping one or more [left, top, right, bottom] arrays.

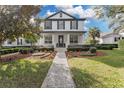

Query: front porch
[[42, 32, 84, 48]]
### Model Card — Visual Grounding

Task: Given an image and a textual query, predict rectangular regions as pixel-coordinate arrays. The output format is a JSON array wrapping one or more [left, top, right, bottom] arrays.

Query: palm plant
[[88, 27, 100, 45]]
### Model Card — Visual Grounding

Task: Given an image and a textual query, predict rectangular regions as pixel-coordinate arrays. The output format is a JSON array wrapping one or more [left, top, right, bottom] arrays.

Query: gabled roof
[[45, 10, 76, 19], [45, 10, 86, 20]]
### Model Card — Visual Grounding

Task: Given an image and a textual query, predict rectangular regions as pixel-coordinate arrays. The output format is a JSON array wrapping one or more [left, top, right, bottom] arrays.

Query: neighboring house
[[2, 11, 86, 48], [99, 31, 124, 44]]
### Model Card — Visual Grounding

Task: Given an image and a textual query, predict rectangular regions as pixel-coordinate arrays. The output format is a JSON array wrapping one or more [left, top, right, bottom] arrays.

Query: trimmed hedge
[[33, 47, 54, 52], [68, 45, 91, 51], [19, 48, 33, 54], [67, 44, 118, 52], [95, 44, 118, 50], [67, 48, 89, 51], [0, 48, 20, 55], [0, 48, 33, 55]]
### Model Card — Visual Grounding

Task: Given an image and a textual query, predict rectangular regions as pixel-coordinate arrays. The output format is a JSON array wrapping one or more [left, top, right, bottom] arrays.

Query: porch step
[[55, 48, 67, 52]]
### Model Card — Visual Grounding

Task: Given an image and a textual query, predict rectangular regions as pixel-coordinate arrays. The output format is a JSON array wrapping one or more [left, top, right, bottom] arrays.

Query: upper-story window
[[57, 21, 65, 29], [70, 21, 78, 29], [44, 21, 52, 29]]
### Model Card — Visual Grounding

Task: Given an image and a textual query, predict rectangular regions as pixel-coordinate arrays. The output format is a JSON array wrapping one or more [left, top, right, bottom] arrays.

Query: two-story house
[[2, 11, 86, 48], [40, 11, 86, 48]]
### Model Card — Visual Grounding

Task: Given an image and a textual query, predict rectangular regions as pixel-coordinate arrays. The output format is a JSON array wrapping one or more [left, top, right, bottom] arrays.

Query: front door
[[58, 35, 64, 47]]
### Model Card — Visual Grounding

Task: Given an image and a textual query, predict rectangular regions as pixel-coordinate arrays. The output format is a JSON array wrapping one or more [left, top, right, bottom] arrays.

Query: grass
[[68, 49, 124, 88], [0, 57, 52, 88]]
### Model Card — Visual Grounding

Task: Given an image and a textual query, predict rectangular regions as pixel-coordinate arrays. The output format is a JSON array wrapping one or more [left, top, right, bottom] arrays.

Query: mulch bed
[[66, 51, 106, 58], [0, 53, 32, 62], [0, 51, 57, 62], [39, 51, 57, 59]]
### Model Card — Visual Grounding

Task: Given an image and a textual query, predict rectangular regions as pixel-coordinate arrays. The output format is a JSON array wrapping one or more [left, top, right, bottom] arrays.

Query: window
[[118, 37, 120, 40], [7, 40, 12, 44], [17, 38, 19, 45], [20, 39, 22, 45], [44, 21, 52, 29], [44, 35, 52, 44], [70, 35, 78, 43], [57, 21, 65, 29], [114, 37, 117, 42], [70, 21, 78, 29], [17, 38, 23, 45], [114, 37, 120, 42], [25, 40, 30, 44]]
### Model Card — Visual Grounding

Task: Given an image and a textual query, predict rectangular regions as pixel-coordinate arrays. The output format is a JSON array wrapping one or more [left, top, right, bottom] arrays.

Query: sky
[[38, 5, 111, 33]]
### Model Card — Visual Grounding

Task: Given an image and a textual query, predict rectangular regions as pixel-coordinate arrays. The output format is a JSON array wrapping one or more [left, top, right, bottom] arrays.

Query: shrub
[[95, 44, 117, 50], [19, 48, 33, 54], [67, 45, 91, 52], [33, 46, 54, 52], [67, 47, 90, 52], [118, 40, 124, 49], [89, 47, 96, 53], [0, 47, 34, 55]]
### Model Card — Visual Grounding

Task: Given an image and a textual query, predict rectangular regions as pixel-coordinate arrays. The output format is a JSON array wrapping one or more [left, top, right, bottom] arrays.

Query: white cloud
[[84, 8, 95, 18], [56, 5, 73, 10], [55, 5, 95, 18], [46, 10, 55, 16]]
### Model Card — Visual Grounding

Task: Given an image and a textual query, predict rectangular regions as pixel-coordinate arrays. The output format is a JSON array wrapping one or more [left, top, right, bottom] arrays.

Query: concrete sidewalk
[[41, 52, 75, 88]]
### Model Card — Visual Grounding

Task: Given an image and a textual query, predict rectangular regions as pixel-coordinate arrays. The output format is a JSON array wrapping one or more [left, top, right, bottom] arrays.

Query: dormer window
[[44, 21, 52, 29]]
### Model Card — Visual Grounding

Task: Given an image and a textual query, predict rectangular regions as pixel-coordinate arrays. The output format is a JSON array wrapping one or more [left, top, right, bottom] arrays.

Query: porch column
[[52, 34, 55, 48], [67, 34, 70, 48]]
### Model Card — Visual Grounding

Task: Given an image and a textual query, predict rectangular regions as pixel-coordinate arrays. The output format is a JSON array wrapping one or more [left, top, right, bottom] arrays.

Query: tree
[[24, 34, 40, 47], [88, 27, 100, 45], [93, 6, 124, 33], [0, 5, 42, 47], [0, 5, 42, 60]]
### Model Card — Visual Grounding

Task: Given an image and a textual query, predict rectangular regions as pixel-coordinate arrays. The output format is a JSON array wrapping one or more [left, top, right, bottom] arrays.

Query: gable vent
[[60, 12, 62, 17]]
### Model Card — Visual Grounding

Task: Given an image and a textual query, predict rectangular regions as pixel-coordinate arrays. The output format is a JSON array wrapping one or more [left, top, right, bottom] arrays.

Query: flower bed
[[66, 51, 105, 58], [0, 53, 32, 62]]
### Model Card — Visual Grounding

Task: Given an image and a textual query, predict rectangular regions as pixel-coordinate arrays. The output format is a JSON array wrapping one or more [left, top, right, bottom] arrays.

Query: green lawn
[[0, 57, 52, 88], [68, 49, 124, 88]]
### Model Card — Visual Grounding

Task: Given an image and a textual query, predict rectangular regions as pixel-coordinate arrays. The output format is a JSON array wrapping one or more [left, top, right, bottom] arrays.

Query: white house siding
[[102, 37, 116, 44], [100, 34, 122, 44]]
